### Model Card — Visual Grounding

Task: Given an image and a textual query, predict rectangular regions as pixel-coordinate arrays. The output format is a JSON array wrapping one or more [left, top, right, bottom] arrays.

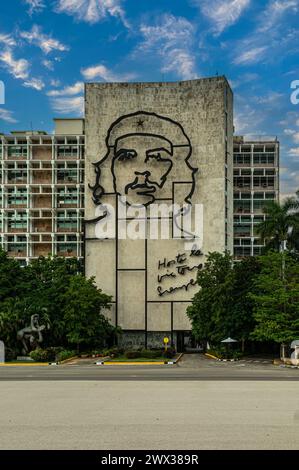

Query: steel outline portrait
[[89, 111, 197, 210]]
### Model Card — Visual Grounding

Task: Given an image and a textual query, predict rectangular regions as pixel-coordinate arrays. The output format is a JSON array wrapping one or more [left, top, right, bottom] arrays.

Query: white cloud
[[258, 0, 299, 33], [42, 59, 54, 70], [50, 79, 61, 87], [137, 14, 197, 80], [50, 96, 84, 115], [255, 92, 284, 105], [24, 0, 46, 15], [0, 108, 18, 123], [161, 50, 196, 79], [20, 25, 69, 54], [47, 81, 84, 96], [0, 33, 16, 47], [48, 81, 84, 115], [288, 147, 299, 156], [23, 78, 45, 90], [292, 132, 299, 144], [229, 72, 259, 89], [81, 64, 136, 81], [229, 0, 299, 66], [196, 0, 250, 35], [55, 0, 129, 27], [0, 50, 30, 79], [233, 46, 267, 65], [284, 128, 296, 135]]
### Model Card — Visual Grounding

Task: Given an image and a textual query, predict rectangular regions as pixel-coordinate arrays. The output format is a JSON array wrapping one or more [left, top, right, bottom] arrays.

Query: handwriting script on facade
[[157, 247, 203, 296]]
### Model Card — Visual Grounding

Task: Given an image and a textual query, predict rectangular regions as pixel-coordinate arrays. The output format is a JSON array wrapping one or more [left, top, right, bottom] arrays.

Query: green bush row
[[208, 348, 243, 360], [29, 348, 75, 362], [101, 347, 177, 359]]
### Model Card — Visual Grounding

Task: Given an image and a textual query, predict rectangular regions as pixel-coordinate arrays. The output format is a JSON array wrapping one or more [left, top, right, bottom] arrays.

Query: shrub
[[208, 347, 242, 360], [140, 349, 161, 359], [162, 347, 176, 359], [5, 347, 17, 361], [90, 350, 104, 356], [102, 347, 124, 358], [125, 350, 141, 359], [56, 350, 76, 362], [30, 349, 51, 362]]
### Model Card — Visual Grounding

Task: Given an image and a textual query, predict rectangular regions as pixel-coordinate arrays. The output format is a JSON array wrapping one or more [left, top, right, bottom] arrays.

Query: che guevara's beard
[[123, 177, 161, 206]]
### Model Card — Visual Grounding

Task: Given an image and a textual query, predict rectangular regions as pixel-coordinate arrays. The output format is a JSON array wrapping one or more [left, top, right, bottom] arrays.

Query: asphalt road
[[1, 379, 299, 449], [1, 355, 299, 450], [0, 354, 298, 381]]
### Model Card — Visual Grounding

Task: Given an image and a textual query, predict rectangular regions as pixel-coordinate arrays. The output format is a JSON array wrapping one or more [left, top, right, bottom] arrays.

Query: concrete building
[[84, 77, 234, 349], [0, 119, 85, 265], [2, 77, 265, 349], [233, 136, 279, 258]]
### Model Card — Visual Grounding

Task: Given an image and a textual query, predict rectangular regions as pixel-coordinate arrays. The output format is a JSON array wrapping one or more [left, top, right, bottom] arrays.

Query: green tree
[[256, 192, 299, 252], [229, 257, 260, 350], [0, 253, 114, 356], [0, 248, 25, 301], [22, 256, 82, 346], [250, 251, 299, 344], [63, 275, 113, 352], [187, 252, 259, 347]]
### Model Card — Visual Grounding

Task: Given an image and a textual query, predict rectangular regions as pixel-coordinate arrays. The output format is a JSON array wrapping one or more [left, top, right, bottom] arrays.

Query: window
[[57, 145, 78, 158], [253, 153, 275, 165], [234, 200, 251, 213], [57, 188, 78, 205], [234, 246, 251, 257], [8, 146, 27, 158], [56, 234, 77, 253], [57, 211, 78, 230], [7, 188, 27, 205], [253, 200, 266, 212], [8, 212, 27, 229], [7, 170, 27, 183], [240, 238, 251, 246], [233, 154, 251, 165], [234, 176, 251, 188], [234, 224, 251, 236]]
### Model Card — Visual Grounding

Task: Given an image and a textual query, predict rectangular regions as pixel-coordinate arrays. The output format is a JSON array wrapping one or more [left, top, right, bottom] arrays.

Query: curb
[[273, 359, 299, 369], [96, 355, 181, 366], [204, 353, 238, 362], [57, 356, 78, 365], [0, 362, 49, 366], [175, 353, 184, 364], [205, 352, 219, 360], [97, 361, 166, 366]]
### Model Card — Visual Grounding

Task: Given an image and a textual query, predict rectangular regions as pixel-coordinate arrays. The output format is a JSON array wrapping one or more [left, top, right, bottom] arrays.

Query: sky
[[0, 0, 298, 197]]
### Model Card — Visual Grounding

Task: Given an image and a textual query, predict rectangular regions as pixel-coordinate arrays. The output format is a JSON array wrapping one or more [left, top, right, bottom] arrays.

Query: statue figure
[[17, 314, 47, 355]]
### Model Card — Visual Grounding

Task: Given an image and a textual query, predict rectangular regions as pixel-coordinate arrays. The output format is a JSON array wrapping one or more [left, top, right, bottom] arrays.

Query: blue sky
[[0, 0, 298, 197]]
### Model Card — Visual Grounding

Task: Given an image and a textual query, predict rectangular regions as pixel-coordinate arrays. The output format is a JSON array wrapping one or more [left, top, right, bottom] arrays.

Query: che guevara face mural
[[90, 111, 197, 208]]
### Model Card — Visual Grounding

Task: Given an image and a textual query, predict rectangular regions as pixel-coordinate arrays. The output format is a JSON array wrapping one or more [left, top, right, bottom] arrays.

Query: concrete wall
[[54, 119, 84, 135], [84, 77, 233, 348]]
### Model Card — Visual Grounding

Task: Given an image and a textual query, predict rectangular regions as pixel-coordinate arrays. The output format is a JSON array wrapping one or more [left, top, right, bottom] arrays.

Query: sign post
[[163, 336, 169, 352]]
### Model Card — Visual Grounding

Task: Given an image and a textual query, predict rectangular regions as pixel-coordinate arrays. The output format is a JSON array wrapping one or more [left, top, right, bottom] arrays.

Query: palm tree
[[256, 191, 299, 252]]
